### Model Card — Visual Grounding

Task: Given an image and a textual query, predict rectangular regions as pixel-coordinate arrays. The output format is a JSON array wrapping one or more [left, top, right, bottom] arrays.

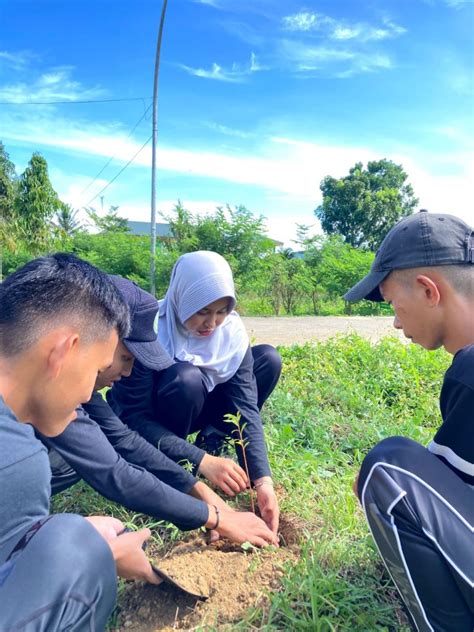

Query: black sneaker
[[195, 425, 232, 457]]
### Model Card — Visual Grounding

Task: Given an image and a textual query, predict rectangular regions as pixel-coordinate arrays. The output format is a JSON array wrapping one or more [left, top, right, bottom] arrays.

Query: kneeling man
[[346, 210, 473, 632]]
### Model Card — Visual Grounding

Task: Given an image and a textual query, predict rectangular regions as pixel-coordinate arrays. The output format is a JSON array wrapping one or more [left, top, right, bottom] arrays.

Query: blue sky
[[1, 0, 472, 244]]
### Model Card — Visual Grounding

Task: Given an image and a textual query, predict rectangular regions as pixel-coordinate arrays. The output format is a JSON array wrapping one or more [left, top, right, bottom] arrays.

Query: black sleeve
[[221, 346, 272, 481], [431, 377, 474, 485], [41, 406, 209, 530], [84, 391, 197, 492], [107, 360, 206, 468]]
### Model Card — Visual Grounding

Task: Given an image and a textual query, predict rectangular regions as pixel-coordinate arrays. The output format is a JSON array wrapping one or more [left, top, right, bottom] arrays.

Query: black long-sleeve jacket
[[40, 391, 209, 530]]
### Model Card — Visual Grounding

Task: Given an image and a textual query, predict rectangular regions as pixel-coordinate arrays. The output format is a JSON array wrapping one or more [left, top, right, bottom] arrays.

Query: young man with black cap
[[345, 210, 474, 632], [0, 254, 160, 632], [43, 275, 278, 547]]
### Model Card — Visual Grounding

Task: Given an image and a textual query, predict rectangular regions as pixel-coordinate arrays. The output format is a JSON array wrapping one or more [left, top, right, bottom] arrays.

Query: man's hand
[[109, 529, 161, 585], [254, 478, 279, 537], [86, 517, 160, 585], [198, 454, 248, 496], [212, 509, 279, 547], [85, 515, 124, 541]]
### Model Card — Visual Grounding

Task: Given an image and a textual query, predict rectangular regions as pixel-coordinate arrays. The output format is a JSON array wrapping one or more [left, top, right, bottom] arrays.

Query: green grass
[[52, 334, 450, 631]]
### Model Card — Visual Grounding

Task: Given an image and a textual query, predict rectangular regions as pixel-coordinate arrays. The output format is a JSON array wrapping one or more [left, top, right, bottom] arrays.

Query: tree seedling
[[224, 411, 255, 513]]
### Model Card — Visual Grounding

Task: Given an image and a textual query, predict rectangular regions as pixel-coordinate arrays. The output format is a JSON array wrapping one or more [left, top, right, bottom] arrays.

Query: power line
[[83, 135, 152, 208], [0, 97, 152, 105], [79, 103, 153, 199]]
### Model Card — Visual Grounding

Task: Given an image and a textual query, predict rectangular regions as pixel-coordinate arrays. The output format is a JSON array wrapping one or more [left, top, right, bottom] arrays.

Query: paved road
[[241, 316, 405, 347]]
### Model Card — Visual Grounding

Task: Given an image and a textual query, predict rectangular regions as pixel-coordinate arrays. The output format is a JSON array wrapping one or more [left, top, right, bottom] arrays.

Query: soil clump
[[118, 514, 302, 631]]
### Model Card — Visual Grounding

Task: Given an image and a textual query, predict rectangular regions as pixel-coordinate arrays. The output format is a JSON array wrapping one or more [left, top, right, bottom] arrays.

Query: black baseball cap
[[109, 275, 174, 371], [345, 210, 474, 302]]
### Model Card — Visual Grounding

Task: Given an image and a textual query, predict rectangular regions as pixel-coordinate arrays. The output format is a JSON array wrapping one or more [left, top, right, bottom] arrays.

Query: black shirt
[[41, 392, 209, 530], [106, 359, 207, 467], [108, 347, 272, 481], [429, 343, 474, 486]]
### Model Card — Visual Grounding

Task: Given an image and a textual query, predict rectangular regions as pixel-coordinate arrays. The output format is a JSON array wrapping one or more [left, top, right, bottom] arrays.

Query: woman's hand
[[254, 478, 279, 537], [190, 480, 235, 543], [207, 506, 279, 547], [198, 454, 248, 496]]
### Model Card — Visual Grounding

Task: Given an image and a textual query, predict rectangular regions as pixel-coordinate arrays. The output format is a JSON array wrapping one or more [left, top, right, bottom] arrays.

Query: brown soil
[[118, 514, 303, 631]]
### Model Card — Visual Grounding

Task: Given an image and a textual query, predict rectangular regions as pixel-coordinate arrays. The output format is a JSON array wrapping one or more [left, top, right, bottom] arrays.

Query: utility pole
[[150, 0, 169, 295]]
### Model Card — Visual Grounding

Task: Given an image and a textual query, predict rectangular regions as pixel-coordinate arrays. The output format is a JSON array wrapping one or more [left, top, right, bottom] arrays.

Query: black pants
[[358, 436, 474, 632], [151, 344, 281, 439]]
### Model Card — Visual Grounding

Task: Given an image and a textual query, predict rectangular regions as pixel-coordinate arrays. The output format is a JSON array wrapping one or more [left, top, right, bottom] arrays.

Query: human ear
[[47, 332, 80, 378], [415, 275, 441, 306]]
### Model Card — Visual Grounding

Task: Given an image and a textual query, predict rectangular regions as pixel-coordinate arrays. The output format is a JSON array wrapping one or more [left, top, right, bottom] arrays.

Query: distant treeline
[[2, 142, 418, 316]]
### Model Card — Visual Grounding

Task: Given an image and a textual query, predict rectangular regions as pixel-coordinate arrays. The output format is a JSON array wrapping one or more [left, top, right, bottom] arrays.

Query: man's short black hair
[[0, 253, 130, 357]]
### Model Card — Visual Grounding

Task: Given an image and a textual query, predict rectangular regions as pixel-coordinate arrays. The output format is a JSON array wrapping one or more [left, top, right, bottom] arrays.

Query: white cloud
[[280, 40, 354, 65], [179, 62, 239, 82], [282, 12, 322, 32], [0, 66, 105, 103], [3, 104, 472, 245], [192, 0, 221, 6], [48, 167, 109, 208], [281, 11, 406, 42], [336, 53, 392, 77], [332, 26, 361, 40], [435, 124, 474, 148], [279, 40, 392, 76], [203, 121, 252, 138], [443, 0, 474, 7], [179, 52, 263, 82], [250, 51, 263, 71], [0, 50, 34, 71], [5, 111, 470, 204]]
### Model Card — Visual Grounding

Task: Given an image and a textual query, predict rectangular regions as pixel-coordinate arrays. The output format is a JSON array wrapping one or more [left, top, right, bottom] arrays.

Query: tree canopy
[[14, 152, 62, 253], [0, 142, 16, 221], [315, 159, 418, 251], [162, 202, 275, 278]]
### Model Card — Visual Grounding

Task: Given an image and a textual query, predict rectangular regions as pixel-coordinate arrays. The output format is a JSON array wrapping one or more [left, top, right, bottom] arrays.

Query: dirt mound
[[118, 515, 302, 631]]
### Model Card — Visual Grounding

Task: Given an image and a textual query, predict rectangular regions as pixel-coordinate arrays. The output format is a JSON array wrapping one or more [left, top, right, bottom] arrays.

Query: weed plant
[[52, 334, 449, 630]]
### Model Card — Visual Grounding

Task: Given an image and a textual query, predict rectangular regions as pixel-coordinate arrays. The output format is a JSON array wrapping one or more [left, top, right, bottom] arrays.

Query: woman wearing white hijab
[[110, 251, 282, 536], [158, 251, 249, 392]]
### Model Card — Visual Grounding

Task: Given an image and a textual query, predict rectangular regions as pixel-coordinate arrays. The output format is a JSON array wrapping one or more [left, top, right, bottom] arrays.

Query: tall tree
[[315, 159, 418, 250], [52, 203, 85, 249], [163, 203, 274, 279], [0, 142, 17, 279], [54, 203, 84, 237], [86, 205, 130, 233], [15, 152, 61, 253], [0, 141, 16, 222]]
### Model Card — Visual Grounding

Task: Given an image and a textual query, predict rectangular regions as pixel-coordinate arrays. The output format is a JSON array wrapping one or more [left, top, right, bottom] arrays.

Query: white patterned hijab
[[158, 251, 249, 391]]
